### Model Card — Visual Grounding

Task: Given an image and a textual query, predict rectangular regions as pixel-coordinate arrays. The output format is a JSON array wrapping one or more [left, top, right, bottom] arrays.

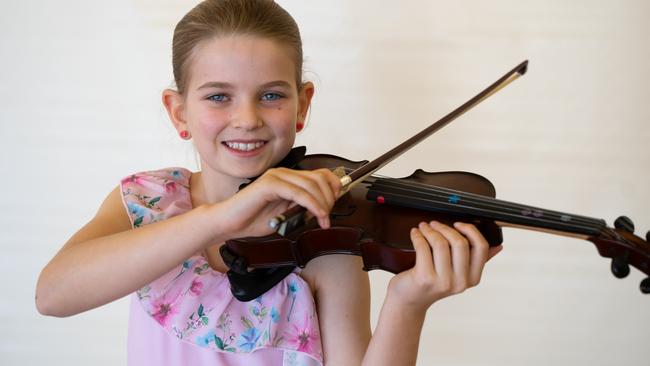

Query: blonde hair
[[172, 0, 303, 95]]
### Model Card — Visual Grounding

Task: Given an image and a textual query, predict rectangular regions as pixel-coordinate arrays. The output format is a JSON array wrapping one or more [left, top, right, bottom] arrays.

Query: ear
[[162, 89, 188, 136], [297, 81, 315, 126]]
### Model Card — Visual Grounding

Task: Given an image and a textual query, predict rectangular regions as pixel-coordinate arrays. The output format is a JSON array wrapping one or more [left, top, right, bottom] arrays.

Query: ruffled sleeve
[[120, 168, 192, 227]]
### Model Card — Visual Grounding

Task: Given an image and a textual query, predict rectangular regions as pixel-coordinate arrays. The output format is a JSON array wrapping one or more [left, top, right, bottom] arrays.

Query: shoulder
[[120, 167, 193, 228], [300, 255, 368, 296], [120, 167, 192, 191]]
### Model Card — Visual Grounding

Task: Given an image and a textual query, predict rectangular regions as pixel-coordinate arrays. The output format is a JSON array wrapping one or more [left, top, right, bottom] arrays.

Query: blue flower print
[[126, 201, 147, 217], [182, 259, 193, 269], [195, 329, 216, 348], [172, 170, 182, 180], [287, 281, 299, 322], [271, 307, 280, 323], [288, 281, 299, 294], [237, 327, 261, 352]]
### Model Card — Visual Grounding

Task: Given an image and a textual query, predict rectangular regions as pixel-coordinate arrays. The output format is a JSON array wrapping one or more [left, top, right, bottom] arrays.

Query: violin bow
[[270, 60, 529, 236]]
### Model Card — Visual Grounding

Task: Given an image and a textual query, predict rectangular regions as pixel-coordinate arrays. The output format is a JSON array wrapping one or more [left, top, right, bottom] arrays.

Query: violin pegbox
[[589, 215, 650, 294]]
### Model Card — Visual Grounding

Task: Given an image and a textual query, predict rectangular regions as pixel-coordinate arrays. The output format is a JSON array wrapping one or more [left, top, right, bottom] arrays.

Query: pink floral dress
[[120, 168, 323, 366]]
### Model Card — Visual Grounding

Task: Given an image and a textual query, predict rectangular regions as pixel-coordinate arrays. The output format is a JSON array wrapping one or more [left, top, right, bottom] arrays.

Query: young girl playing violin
[[36, 1, 502, 365]]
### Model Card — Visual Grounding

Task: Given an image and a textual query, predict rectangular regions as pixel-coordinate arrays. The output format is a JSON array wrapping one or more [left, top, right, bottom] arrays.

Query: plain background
[[1, 0, 649, 365]]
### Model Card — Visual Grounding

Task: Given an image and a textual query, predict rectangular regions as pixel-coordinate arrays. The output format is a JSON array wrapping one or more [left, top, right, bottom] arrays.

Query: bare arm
[[312, 222, 503, 366], [301, 255, 371, 366], [35, 186, 229, 317], [36, 167, 342, 317]]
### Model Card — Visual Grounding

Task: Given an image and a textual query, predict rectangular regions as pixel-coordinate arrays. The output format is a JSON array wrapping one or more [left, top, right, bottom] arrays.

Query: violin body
[[225, 153, 503, 274]]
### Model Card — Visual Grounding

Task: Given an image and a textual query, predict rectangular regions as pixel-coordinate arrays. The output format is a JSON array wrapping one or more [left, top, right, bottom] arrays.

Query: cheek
[[269, 104, 298, 127], [194, 110, 228, 138]]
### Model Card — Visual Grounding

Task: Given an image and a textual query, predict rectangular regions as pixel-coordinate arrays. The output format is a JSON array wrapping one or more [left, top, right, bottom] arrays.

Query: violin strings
[[349, 167, 604, 227], [369, 183, 604, 236], [373, 178, 606, 235], [340, 167, 606, 235], [376, 177, 604, 227]]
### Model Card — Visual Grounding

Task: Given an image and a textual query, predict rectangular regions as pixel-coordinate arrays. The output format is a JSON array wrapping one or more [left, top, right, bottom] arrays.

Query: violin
[[220, 61, 650, 301]]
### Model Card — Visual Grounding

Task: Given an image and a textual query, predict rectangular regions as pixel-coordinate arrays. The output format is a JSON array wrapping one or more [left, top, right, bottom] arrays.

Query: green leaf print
[[148, 196, 161, 207], [215, 336, 225, 350], [272, 334, 284, 347], [241, 316, 254, 329], [198, 304, 204, 317], [201, 316, 209, 325], [133, 216, 143, 227], [194, 263, 210, 274], [226, 347, 236, 352]]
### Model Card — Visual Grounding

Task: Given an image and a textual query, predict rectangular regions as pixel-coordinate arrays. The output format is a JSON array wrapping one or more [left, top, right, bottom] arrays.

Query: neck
[[190, 167, 248, 207]]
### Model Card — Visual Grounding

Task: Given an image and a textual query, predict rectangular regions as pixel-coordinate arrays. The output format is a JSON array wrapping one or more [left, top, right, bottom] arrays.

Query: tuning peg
[[641, 278, 650, 294], [610, 257, 630, 279], [614, 216, 634, 233]]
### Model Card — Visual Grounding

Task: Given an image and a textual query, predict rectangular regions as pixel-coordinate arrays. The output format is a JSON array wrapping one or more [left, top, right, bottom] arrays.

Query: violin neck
[[367, 178, 607, 238]]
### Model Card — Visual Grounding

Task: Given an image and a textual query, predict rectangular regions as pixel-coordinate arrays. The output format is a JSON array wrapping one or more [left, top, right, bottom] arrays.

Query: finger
[[277, 169, 334, 211], [322, 168, 343, 197], [418, 221, 451, 279], [411, 226, 436, 277], [272, 169, 331, 216], [308, 169, 337, 209], [453, 222, 489, 285], [431, 221, 469, 284], [264, 175, 330, 228]]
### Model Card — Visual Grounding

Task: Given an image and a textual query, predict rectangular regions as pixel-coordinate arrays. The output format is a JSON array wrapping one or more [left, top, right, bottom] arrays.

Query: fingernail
[[321, 218, 330, 229]]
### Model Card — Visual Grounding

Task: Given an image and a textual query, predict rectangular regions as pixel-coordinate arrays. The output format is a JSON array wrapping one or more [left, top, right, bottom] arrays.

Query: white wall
[[1, 0, 649, 365]]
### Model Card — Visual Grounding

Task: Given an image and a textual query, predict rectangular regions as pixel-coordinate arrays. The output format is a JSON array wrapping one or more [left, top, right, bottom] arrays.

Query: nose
[[230, 99, 263, 130]]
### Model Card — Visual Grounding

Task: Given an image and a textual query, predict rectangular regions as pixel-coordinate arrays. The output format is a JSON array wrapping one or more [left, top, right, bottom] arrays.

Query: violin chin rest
[[226, 266, 295, 302]]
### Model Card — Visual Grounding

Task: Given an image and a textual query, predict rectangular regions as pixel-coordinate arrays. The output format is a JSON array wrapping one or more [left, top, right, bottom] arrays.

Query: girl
[[36, 0, 502, 365]]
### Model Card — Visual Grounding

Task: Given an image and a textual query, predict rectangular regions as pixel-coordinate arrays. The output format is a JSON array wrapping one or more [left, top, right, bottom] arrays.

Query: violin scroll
[[589, 216, 650, 294], [641, 277, 650, 294]]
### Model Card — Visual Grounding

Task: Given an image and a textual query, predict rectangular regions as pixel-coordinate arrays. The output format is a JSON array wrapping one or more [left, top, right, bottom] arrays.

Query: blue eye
[[261, 92, 283, 101], [207, 94, 228, 102]]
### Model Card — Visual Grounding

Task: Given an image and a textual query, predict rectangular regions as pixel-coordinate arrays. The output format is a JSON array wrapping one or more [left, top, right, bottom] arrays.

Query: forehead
[[187, 35, 298, 90]]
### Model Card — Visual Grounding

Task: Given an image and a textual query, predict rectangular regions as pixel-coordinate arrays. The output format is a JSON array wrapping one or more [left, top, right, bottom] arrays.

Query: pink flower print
[[121, 174, 147, 186], [286, 314, 320, 355], [151, 296, 179, 327], [189, 279, 203, 296], [164, 181, 177, 194]]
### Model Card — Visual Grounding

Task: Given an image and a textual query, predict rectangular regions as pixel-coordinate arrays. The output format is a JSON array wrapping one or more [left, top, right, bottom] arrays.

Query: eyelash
[[261, 92, 285, 101], [207, 94, 228, 103], [206, 92, 285, 103]]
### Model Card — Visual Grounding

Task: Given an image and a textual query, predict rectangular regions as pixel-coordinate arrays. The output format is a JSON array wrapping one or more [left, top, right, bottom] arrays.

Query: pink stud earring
[[296, 122, 304, 132], [179, 130, 190, 140]]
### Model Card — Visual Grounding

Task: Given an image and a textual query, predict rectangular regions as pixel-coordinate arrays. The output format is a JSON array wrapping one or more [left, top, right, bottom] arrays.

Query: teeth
[[225, 141, 265, 151]]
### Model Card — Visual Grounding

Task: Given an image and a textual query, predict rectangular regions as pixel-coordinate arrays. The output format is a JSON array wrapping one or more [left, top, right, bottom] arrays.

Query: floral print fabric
[[121, 168, 323, 365]]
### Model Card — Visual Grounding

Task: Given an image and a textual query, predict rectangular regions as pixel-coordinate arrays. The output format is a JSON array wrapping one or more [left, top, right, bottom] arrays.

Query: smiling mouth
[[222, 140, 267, 152]]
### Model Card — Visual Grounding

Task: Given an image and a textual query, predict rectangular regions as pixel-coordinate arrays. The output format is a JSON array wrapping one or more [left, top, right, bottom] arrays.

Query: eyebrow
[[197, 80, 292, 90]]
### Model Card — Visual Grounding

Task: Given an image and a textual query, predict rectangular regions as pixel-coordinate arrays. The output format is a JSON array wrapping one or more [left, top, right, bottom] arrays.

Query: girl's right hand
[[214, 167, 342, 239]]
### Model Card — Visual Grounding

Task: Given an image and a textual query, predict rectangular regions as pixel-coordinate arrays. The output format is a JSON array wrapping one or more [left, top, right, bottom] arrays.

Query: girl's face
[[178, 35, 312, 182]]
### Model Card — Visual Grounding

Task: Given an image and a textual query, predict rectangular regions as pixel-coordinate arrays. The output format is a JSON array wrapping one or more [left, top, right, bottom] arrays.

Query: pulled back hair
[[172, 0, 303, 95]]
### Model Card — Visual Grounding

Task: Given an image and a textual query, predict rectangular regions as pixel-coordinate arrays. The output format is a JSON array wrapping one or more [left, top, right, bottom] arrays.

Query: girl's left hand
[[387, 221, 503, 312]]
